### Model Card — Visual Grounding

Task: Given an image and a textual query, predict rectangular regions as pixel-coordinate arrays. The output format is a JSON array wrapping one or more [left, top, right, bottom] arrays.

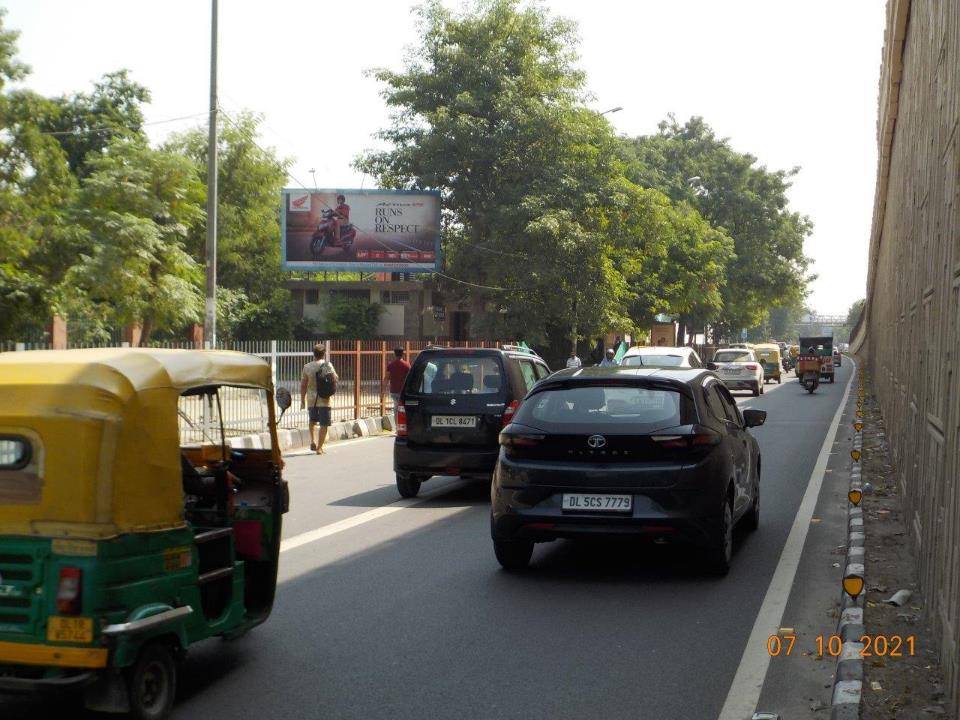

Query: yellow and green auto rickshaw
[[754, 343, 782, 384], [0, 348, 290, 719]]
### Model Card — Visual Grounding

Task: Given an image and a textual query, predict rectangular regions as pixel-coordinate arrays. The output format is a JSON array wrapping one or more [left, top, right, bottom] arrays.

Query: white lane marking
[[717, 359, 856, 720], [280, 480, 466, 554]]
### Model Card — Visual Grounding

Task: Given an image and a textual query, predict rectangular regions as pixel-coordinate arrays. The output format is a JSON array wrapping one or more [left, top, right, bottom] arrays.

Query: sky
[[3, 0, 886, 316]]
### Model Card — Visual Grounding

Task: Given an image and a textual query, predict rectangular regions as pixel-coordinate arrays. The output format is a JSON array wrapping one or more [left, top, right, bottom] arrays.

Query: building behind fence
[[852, 0, 960, 712]]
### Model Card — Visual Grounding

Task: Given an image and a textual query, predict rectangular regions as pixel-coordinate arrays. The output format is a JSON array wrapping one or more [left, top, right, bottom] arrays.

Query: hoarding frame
[[280, 187, 442, 273]]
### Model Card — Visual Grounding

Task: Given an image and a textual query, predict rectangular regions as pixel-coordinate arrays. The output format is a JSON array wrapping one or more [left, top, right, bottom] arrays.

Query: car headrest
[[483, 374, 501, 390], [576, 387, 606, 413]]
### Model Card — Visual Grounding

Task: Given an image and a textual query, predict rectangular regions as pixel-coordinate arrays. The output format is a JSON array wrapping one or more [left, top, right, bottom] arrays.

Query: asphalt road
[[0, 363, 853, 720]]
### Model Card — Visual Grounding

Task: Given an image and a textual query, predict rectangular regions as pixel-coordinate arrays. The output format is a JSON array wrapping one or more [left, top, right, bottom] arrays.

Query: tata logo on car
[[587, 435, 606, 449], [288, 191, 311, 212]]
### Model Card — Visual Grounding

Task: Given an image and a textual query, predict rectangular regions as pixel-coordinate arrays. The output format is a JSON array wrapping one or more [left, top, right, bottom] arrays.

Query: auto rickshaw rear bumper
[[0, 669, 96, 693], [0, 640, 108, 669]]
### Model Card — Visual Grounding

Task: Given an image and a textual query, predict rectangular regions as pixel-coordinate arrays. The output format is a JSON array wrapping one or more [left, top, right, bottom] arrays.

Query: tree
[[60, 136, 205, 343], [166, 112, 293, 339], [622, 116, 812, 339], [0, 10, 78, 340], [846, 298, 865, 328], [358, 0, 728, 358], [322, 296, 384, 339]]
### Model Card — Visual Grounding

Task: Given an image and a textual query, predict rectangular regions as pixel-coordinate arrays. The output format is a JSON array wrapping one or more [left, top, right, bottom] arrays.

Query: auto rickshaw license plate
[[47, 616, 93, 643]]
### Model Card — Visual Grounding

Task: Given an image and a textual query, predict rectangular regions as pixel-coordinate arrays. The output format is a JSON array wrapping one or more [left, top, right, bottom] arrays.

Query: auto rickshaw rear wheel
[[126, 641, 177, 720]]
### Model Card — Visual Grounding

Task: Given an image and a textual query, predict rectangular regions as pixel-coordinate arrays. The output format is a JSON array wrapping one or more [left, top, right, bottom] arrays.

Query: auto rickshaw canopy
[[753, 343, 782, 362], [0, 348, 276, 539]]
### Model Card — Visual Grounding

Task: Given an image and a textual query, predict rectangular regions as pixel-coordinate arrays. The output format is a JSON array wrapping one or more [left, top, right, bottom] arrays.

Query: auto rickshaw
[[0, 349, 290, 719], [796, 341, 825, 393], [754, 343, 782, 384]]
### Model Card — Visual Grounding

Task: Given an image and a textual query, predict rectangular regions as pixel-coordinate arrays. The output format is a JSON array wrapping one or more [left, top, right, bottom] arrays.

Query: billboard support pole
[[203, 0, 219, 347]]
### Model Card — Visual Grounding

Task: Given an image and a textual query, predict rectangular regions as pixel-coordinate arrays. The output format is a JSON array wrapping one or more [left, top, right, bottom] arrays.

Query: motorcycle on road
[[311, 208, 357, 259], [796, 352, 821, 393]]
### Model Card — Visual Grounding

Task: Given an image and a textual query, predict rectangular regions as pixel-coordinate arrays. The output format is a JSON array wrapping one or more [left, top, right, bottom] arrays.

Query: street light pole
[[203, 0, 219, 348], [599, 106, 623, 116]]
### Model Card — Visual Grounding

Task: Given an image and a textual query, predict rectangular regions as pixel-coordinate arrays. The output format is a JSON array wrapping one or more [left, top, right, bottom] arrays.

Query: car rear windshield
[[513, 384, 693, 433], [622, 354, 684, 367], [408, 355, 503, 395], [714, 350, 752, 362]]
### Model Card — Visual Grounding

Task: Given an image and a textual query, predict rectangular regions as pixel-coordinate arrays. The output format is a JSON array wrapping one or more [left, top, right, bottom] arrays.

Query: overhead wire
[[36, 111, 211, 137]]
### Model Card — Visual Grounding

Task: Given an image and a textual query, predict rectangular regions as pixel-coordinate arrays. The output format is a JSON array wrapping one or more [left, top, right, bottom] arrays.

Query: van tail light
[[502, 400, 520, 428], [651, 426, 721, 449], [56, 566, 82, 615], [396, 404, 407, 437]]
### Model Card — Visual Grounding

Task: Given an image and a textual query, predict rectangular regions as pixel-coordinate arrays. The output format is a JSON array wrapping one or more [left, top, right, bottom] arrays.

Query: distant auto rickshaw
[[796, 346, 822, 393], [754, 343, 782, 384], [0, 349, 291, 719]]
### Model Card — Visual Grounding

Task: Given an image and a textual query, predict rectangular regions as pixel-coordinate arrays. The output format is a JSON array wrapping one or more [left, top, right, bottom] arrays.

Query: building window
[[329, 289, 370, 302], [305, 289, 319, 305], [383, 291, 411, 304]]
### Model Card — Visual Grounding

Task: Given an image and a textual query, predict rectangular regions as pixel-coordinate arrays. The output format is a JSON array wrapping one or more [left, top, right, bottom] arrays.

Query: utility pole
[[204, 0, 219, 347]]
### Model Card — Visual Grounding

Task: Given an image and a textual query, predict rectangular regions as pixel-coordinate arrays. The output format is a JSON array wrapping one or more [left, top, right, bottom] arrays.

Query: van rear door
[[403, 353, 508, 447]]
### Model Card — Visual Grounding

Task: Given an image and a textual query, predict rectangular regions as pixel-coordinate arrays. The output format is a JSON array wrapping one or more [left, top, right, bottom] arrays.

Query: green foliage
[[622, 116, 812, 339], [166, 112, 293, 339], [322, 296, 384, 339], [846, 298, 866, 327], [60, 137, 205, 343]]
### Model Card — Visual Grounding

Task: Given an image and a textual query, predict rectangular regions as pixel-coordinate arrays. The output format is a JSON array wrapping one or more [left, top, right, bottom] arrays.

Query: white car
[[710, 348, 765, 396], [620, 346, 704, 368]]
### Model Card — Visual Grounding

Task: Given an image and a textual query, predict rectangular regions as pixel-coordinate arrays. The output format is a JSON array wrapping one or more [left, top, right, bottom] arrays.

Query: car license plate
[[562, 494, 632, 512], [721, 367, 739, 375], [431, 415, 478, 428], [46, 616, 93, 643]]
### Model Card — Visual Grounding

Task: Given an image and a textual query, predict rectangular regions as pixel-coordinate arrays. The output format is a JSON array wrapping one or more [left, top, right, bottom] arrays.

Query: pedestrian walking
[[566, 350, 582, 369], [598, 348, 619, 367], [382, 347, 411, 421], [300, 343, 338, 454]]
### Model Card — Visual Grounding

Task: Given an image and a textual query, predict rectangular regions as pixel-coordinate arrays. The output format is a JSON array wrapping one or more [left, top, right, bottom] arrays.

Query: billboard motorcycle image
[[281, 189, 441, 272]]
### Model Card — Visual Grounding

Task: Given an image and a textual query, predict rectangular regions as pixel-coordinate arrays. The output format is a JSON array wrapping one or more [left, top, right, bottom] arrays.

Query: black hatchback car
[[394, 346, 551, 498], [490, 367, 766, 574]]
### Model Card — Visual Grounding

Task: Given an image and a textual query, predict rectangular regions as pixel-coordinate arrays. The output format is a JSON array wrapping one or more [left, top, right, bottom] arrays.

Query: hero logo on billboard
[[288, 191, 311, 212], [281, 189, 441, 273]]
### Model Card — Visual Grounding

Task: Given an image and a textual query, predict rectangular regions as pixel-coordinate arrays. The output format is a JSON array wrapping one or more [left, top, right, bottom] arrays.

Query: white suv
[[710, 348, 765, 396]]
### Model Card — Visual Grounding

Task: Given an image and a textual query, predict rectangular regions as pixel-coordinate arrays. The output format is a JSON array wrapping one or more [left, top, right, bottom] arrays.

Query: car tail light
[[651, 427, 721, 449], [502, 400, 520, 428], [499, 432, 545, 448], [56, 566, 82, 615], [396, 404, 407, 437], [745, 363, 758, 370]]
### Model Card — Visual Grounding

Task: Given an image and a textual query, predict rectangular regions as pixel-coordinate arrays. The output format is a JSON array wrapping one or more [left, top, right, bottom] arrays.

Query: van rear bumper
[[394, 439, 499, 479], [0, 640, 108, 670]]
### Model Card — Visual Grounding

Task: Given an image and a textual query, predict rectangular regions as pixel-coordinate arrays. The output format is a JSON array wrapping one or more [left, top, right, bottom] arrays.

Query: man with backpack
[[300, 343, 338, 454]]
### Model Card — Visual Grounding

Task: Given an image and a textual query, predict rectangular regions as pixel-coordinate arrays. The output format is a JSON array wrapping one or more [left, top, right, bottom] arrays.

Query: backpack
[[315, 362, 337, 400]]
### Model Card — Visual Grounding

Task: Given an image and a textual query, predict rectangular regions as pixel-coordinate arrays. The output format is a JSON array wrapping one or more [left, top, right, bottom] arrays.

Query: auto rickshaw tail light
[[56, 566, 83, 615], [396, 404, 407, 437]]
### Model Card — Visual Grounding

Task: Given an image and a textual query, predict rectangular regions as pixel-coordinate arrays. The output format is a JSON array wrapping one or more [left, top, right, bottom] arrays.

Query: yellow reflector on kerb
[[854, 422, 863, 432], [851, 449, 862, 462], [843, 575, 864, 598], [848, 489, 863, 506]]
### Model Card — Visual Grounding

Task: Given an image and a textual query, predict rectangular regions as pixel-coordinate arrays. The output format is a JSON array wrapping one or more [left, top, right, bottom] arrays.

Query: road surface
[[1, 363, 855, 720]]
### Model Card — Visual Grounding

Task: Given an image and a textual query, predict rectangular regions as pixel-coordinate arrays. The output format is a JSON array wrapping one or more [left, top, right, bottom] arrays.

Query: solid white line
[[279, 480, 464, 554], [717, 360, 856, 720]]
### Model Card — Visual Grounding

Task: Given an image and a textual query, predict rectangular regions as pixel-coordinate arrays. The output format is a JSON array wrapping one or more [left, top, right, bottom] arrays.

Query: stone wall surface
[[853, 0, 960, 710]]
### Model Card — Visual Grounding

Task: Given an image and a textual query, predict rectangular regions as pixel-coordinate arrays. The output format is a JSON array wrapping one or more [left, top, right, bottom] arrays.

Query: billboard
[[281, 189, 441, 272]]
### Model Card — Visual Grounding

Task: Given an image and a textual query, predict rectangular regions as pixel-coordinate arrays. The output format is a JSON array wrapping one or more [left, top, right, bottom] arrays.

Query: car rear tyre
[[493, 539, 534, 571], [706, 501, 733, 576], [126, 642, 177, 720], [776, 377, 781, 384], [396, 474, 422, 498], [752, 383, 760, 397]]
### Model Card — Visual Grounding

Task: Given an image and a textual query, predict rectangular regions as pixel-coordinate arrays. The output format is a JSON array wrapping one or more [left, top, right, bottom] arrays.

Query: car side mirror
[[742, 409, 766, 428], [706, 362, 717, 371]]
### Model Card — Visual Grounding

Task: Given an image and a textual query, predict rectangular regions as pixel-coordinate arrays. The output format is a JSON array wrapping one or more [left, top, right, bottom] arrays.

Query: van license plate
[[562, 494, 632, 512], [47, 616, 93, 643], [431, 415, 478, 428]]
